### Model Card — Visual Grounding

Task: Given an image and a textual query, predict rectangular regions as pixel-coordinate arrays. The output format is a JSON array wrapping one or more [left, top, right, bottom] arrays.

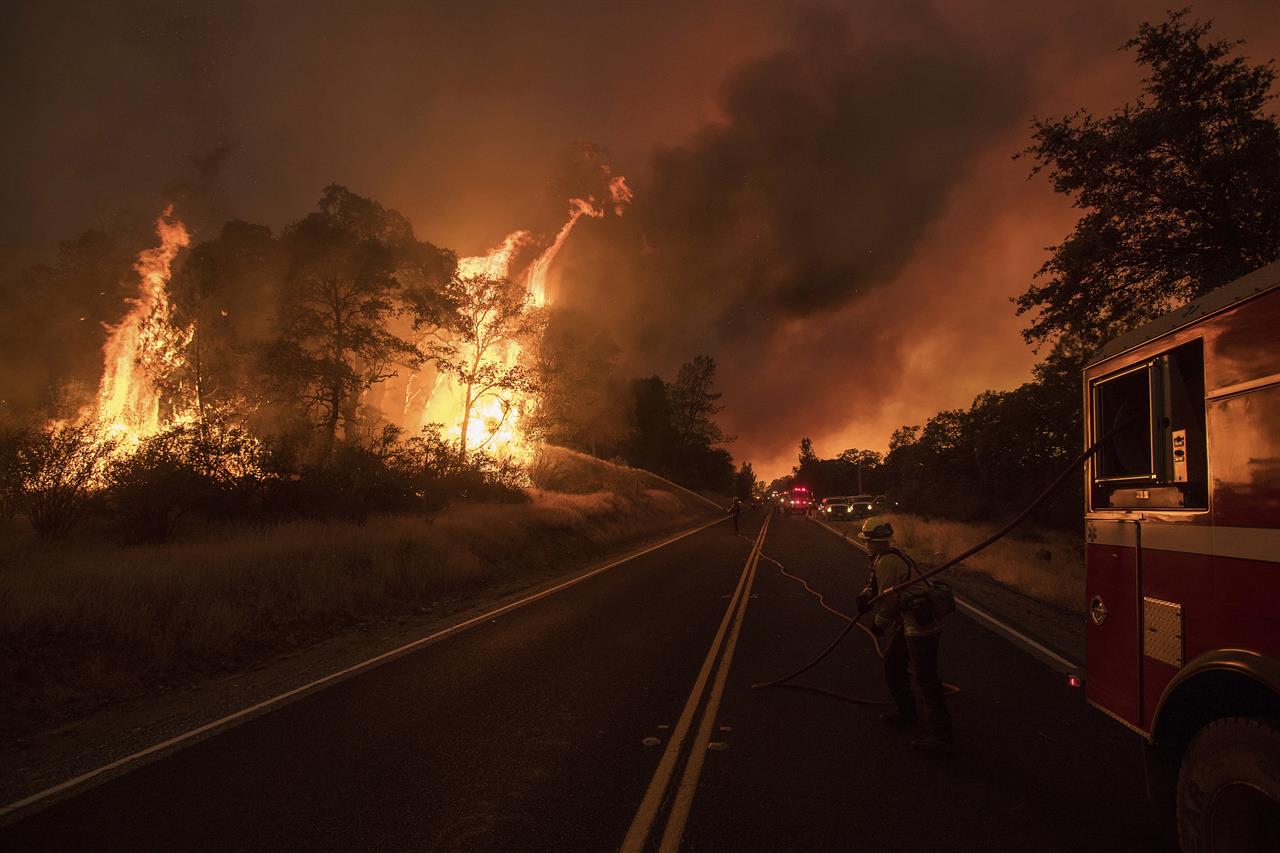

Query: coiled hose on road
[[751, 425, 1122, 703]]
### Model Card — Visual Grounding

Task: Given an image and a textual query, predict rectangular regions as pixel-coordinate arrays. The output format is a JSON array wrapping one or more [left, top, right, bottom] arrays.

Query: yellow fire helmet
[[859, 519, 894, 541]]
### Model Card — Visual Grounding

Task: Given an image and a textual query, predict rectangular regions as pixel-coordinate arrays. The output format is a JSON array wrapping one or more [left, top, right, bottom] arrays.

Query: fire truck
[[1083, 259, 1280, 851], [784, 486, 815, 515]]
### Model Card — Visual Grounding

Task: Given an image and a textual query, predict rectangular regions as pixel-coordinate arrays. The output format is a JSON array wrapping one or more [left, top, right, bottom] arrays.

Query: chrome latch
[[1090, 595, 1108, 625]]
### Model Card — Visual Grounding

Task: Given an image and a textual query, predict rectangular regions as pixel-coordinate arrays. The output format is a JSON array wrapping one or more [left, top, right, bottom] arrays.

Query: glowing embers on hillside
[[95, 206, 193, 446]]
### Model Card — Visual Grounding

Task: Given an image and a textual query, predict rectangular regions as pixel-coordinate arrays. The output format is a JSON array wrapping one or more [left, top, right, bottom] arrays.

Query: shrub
[[0, 426, 24, 526], [100, 417, 269, 543], [256, 426, 527, 522], [12, 422, 118, 540]]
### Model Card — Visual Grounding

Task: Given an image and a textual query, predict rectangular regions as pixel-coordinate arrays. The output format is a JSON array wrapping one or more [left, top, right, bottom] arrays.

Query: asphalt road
[[3, 510, 1162, 852]]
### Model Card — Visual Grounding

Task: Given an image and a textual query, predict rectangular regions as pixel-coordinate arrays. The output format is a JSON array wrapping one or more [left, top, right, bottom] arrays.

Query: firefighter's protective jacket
[[872, 550, 942, 638]]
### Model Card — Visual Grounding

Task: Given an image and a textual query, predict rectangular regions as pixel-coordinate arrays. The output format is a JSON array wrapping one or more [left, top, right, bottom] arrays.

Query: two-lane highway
[[4, 510, 1160, 851]]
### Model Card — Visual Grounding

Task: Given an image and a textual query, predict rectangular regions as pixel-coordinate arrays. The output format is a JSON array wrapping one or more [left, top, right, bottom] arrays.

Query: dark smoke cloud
[[560, 2, 1043, 469], [0, 1, 245, 247], [653, 8, 1022, 317], [557, 1, 1280, 477]]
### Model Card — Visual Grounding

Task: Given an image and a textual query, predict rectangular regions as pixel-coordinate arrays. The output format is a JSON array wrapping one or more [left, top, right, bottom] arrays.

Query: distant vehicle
[[818, 497, 857, 520], [783, 486, 814, 515], [844, 494, 887, 517]]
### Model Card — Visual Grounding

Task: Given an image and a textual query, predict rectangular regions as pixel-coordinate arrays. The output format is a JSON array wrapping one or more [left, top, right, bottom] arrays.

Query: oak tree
[[271, 186, 422, 451], [1018, 9, 1280, 349]]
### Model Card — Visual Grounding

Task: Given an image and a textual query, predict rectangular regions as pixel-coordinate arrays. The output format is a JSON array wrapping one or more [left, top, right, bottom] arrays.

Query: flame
[[456, 230, 528, 280], [525, 197, 603, 306], [405, 171, 633, 461], [609, 175, 633, 216], [94, 206, 192, 446]]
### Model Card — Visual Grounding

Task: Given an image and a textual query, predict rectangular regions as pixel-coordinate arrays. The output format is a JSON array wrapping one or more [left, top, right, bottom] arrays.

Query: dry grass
[[0, 450, 715, 738], [872, 513, 1085, 613]]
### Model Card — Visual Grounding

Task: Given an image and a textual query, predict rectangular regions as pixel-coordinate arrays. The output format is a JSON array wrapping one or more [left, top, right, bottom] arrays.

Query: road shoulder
[[1, 514, 726, 816], [812, 517, 1084, 665]]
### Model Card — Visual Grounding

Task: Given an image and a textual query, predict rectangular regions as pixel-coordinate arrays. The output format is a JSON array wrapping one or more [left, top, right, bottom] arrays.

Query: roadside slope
[[1, 447, 723, 801]]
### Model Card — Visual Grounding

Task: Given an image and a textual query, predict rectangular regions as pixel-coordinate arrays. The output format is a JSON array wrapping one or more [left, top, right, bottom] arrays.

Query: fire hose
[[751, 424, 1123, 702], [751, 542, 956, 704]]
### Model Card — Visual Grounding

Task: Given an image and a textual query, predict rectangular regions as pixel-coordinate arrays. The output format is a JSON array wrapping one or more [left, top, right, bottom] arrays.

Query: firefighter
[[729, 497, 743, 535], [855, 519, 954, 754]]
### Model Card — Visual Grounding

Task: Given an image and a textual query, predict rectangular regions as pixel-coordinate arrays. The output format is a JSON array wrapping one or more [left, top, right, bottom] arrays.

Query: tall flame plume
[[95, 205, 192, 445], [409, 177, 632, 461]]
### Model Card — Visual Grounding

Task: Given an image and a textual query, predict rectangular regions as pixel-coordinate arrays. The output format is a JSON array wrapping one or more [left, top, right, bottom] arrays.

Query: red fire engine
[[785, 486, 814, 515], [1083, 259, 1280, 850]]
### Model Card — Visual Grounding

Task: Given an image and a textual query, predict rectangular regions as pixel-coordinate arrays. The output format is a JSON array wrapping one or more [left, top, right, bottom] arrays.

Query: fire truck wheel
[[1176, 717, 1280, 853]]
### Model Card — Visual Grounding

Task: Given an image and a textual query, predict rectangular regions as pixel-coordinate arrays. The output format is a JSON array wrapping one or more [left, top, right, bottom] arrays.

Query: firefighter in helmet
[[855, 519, 954, 754], [729, 497, 743, 535]]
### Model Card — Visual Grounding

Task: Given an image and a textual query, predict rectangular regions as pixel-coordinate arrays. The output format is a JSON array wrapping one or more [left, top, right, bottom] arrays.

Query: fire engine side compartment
[[1085, 521, 1143, 727], [1084, 267, 1280, 736], [1139, 538, 1208, 729]]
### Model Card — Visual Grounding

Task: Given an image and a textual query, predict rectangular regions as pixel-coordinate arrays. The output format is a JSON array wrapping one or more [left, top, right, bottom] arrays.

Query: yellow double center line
[[619, 510, 772, 853]]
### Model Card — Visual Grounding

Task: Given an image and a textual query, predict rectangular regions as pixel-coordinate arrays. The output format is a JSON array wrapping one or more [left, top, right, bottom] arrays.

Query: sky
[[3, 0, 1278, 479]]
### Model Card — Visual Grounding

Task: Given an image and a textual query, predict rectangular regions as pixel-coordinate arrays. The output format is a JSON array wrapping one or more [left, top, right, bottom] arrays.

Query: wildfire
[[95, 206, 192, 446], [408, 172, 633, 461], [80, 173, 633, 469], [455, 230, 528, 280], [525, 197, 604, 307]]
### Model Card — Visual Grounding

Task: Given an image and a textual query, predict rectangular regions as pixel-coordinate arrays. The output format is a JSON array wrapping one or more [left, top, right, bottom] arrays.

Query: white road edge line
[[640, 470, 727, 512], [1, 515, 729, 821], [809, 516, 1084, 679], [618, 515, 767, 853], [954, 599, 1084, 679]]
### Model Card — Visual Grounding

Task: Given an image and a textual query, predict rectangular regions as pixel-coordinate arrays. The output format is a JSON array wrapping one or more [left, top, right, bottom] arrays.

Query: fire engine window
[[1156, 339, 1207, 502], [1095, 368, 1153, 481], [1091, 339, 1207, 510], [1209, 384, 1280, 526]]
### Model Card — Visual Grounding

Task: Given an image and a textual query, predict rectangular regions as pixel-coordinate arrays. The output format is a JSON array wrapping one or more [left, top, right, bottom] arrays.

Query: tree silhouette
[[669, 355, 731, 452], [1018, 9, 1280, 349], [271, 186, 422, 452]]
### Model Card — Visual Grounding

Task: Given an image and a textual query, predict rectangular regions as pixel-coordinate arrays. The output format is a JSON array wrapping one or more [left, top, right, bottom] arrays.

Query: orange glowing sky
[[3, 0, 1278, 480]]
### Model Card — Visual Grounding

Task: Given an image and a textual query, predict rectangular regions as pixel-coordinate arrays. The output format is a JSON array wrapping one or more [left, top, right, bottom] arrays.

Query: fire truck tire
[[1176, 717, 1280, 853]]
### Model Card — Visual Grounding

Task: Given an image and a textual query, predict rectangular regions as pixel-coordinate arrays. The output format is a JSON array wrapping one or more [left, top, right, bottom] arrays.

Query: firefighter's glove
[[855, 591, 873, 615]]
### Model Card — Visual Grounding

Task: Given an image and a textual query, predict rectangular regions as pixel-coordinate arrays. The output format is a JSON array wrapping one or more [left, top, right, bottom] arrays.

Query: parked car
[[845, 494, 887, 517], [818, 497, 858, 520]]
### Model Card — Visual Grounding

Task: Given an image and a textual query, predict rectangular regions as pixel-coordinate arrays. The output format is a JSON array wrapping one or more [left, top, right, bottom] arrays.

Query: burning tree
[[171, 221, 288, 426], [430, 272, 538, 461], [96, 207, 193, 443], [269, 186, 425, 453]]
